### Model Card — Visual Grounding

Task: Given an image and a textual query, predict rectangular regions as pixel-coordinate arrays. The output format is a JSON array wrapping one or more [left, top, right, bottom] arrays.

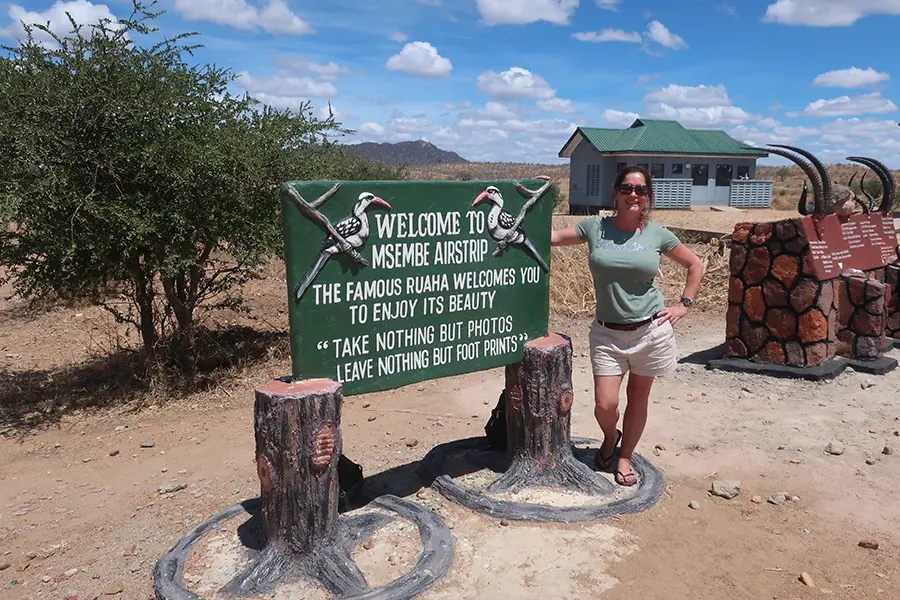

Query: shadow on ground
[[679, 343, 725, 366], [0, 326, 288, 435]]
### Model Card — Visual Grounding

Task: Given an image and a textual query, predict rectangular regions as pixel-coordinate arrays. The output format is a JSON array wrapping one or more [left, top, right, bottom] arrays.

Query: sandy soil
[[2, 267, 900, 600]]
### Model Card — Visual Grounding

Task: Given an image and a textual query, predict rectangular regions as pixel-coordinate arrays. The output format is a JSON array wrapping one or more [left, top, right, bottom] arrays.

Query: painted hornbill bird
[[472, 185, 549, 272], [751, 144, 895, 218], [294, 192, 391, 301]]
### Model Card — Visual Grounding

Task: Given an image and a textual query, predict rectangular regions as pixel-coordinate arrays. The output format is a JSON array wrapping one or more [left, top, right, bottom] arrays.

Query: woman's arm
[[551, 226, 585, 247], [657, 243, 705, 326]]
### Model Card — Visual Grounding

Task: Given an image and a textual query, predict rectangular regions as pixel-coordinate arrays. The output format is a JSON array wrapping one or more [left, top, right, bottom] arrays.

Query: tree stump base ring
[[418, 436, 664, 523]]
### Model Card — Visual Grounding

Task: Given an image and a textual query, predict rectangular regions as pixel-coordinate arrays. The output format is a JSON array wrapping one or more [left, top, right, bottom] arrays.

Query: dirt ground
[[2, 256, 900, 600]]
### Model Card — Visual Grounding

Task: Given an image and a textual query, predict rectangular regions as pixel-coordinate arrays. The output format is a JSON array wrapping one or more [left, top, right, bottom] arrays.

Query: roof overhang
[[558, 129, 584, 158], [602, 151, 769, 159]]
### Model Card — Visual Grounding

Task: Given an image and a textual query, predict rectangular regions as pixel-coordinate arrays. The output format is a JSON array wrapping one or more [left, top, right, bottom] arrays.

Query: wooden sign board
[[280, 179, 553, 395], [800, 212, 900, 280]]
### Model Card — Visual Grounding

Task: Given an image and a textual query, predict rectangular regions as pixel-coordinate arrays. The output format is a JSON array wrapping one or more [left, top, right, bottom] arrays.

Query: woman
[[551, 166, 704, 486]]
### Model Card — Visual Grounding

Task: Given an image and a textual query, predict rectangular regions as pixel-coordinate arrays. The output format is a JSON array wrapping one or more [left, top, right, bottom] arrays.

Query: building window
[[691, 164, 709, 186], [737, 165, 750, 180], [716, 164, 733, 187], [650, 163, 664, 179], [616, 162, 627, 173], [586, 164, 601, 196], [671, 163, 684, 176]]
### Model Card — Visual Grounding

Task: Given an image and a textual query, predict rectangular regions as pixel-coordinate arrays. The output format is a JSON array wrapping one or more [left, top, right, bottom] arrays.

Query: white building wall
[[568, 144, 761, 211]]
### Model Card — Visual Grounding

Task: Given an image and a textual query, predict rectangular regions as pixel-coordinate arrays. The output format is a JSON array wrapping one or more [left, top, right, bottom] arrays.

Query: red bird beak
[[472, 191, 489, 207], [371, 197, 391, 210]]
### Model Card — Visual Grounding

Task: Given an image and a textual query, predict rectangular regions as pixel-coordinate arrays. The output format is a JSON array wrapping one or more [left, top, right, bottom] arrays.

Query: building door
[[690, 163, 713, 205]]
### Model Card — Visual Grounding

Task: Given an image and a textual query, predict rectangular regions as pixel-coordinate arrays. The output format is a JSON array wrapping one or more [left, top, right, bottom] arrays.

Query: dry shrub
[[549, 240, 730, 318]]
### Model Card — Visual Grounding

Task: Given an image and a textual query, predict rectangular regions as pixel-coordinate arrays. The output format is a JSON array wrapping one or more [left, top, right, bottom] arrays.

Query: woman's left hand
[[657, 304, 689, 327]]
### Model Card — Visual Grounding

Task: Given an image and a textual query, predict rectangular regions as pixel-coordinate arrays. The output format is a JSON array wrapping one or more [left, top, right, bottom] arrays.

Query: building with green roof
[[558, 118, 773, 213]]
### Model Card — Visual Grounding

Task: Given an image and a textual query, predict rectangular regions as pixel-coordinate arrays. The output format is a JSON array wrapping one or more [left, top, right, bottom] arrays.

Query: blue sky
[[3, 0, 900, 166]]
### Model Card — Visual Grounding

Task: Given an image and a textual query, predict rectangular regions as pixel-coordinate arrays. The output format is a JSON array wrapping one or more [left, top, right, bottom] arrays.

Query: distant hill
[[344, 140, 468, 165]]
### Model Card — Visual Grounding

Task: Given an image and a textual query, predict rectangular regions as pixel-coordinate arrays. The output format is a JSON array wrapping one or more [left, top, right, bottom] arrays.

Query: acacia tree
[[0, 1, 402, 373]]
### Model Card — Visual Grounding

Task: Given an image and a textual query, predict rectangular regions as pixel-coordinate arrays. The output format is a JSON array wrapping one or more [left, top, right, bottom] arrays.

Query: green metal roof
[[559, 118, 767, 158]]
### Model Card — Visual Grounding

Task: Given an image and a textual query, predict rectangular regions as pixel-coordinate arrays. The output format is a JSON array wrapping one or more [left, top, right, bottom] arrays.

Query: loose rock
[[157, 483, 186, 495], [825, 441, 845, 456], [101, 583, 124, 595], [709, 480, 741, 499], [751, 495, 763, 504], [883, 445, 893, 456], [800, 572, 815, 587], [140, 441, 155, 448], [688, 500, 700, 510], [362, 402, 371, 408], [500, 519, 509, 526], [362, 539, 374, 550], [109, 450, 119, 457], [867, 458, 877, 465], [405, 439, 419, 448], [861, 379, 876, 389], [768, 492, 788, 505], [0, 562, 9, 571], [858, 539, 879, 550], [367, 416, 377, 422]]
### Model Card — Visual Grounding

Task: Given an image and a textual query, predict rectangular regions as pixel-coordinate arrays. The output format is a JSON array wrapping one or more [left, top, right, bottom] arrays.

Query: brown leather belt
[[597, 313, 660, 331]]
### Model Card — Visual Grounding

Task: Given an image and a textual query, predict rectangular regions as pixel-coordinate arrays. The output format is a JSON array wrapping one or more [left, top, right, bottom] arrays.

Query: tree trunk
[[254, 378, 342, 553], [487, 333, 609, 495], [129, 256, 158, 364]]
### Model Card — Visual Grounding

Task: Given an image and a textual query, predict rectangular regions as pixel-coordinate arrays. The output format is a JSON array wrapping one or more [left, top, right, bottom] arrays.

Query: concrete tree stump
[[488, 333, 608, 495], [228, 378, 343, 594], [154, 378, 454, 600], [419, 333, 663, 523]]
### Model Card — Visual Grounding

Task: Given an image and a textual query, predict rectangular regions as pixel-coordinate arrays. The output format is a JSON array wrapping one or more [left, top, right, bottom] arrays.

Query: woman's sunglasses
[[616, 183, 650, 197]]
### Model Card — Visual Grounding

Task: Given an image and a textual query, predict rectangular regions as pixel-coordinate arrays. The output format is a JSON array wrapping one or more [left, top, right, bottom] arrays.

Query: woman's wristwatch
[[680, 297, 693, 308]]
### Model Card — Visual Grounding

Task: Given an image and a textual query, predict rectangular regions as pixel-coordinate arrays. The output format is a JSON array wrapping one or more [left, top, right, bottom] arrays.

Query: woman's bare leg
[[616, 372, 656, 483], [594, 374, 625, 463]]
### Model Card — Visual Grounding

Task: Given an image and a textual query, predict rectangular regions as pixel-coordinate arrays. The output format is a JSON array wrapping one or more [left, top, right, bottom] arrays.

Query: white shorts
[[588, 317, 678, 377]]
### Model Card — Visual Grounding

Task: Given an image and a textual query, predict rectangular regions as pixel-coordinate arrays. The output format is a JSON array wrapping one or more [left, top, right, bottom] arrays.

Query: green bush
[[0, 1, 403, 374]]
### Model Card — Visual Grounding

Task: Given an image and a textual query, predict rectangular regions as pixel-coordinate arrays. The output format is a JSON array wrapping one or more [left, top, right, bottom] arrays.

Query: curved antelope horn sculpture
[[771, 144, 833, 214], [847, 156, 895, 214], [797, 181, 810, 215], [859, 169, 876, 212], [749, 145, 824, 215], [848, 170, 858, 188]]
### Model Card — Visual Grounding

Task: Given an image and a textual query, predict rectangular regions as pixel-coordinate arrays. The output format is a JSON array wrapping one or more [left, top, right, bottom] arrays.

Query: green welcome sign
[[280, 178, 554, 395]]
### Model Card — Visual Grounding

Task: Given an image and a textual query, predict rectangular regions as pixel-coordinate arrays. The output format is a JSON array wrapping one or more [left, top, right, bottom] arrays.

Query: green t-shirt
[[575, 216, 681, 323]]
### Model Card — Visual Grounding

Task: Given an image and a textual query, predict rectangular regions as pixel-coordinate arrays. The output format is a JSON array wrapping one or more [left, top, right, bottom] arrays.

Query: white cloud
[[257, 0, 314, 34], [390, 116, 436, 133], [645, 84, 732, 108], [236, 71, 338, 100], [477, 67, 556, 100], [536, 98, 576, 114], [279, 59, 352, 81], [572, 29, 641, 43], [476, 0, 579, 26], [646, 104, 752, 127], [0, 1, 121, 46], [386, 42, 452, 78], [462, 101, 521, 120], [729, 119, 820, 147], [804, 92, 898, 117], [389, 32, 408, 42], [173, 0, 313, 34], [459, 118, 501, 129], [359, 122, 386, 138], [645, 20, 688, 50], [595, 0, 621, 9], [763, 0, 900, 26], [813, 67, 890, 88], [603, 109, 640, 127]]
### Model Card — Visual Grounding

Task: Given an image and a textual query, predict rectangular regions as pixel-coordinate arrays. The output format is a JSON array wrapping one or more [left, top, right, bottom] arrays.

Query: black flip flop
[[615, 470, 638, 487], [594, 429, 623, 470]]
